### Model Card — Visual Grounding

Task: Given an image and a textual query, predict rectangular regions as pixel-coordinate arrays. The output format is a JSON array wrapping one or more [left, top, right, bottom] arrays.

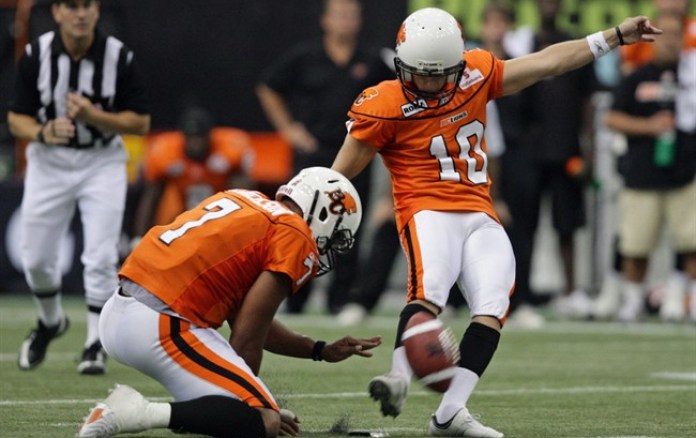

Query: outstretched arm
[[502, 16, 662, 96], [331, 133, 378, 179], [264, 318, 382, 362]]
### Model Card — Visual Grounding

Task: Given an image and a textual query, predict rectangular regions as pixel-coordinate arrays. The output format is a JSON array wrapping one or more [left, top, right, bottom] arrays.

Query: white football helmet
[[394, 8, 465, 108], [276, 167, 362, 276]]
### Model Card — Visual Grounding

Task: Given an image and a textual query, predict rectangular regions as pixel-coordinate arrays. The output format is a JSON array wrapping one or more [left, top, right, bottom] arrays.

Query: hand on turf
[[279, 409, 300, 436], [322, 336, 382, 362]]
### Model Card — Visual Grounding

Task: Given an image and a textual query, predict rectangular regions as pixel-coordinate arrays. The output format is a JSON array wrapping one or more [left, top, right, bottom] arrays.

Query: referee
[[7, 0, 150, 375]]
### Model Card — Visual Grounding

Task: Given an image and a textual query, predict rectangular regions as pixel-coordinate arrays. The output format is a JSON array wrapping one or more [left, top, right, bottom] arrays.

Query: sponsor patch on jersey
[[440, 111, 468, 127], [401, 101, 426, 117], [459, 68, 484, 90], [354, 88, 379, 106]]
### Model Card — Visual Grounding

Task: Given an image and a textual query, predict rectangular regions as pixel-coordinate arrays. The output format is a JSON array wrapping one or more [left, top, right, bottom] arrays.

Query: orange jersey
[[621, 16, 696, 70], [347, 49, 505, 231], [144, 128, 252, 210], [120, 190, 318, 329]]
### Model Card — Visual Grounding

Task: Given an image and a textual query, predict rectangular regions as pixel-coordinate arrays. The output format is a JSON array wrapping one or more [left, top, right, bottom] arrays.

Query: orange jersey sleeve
[[120, 190, 318, 328], [347, 49, 504, 231]]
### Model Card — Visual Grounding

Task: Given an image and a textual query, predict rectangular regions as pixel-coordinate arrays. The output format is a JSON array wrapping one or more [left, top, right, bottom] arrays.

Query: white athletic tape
[[418, 367, 458, 386], [401, 319, 443, 341]]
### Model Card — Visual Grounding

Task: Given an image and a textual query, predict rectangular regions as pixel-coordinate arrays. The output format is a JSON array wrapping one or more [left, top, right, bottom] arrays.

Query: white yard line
[[298, 430, 661, 438], [651, 371, 696, 381], [276, 315, 696, 337], [1, 384, 693, 406]]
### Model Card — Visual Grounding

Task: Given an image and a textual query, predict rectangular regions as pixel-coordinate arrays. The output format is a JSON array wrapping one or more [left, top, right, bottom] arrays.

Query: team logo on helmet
[[326, 189, 358, 215], [353, 88, 379, 106], [396, 23, 407, 46]]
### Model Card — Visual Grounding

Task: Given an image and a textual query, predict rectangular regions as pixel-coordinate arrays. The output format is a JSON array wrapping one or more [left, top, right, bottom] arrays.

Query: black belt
[[62, 136, 116, 149]]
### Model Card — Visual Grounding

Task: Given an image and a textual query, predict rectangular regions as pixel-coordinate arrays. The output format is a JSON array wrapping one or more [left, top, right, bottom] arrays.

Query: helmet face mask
[[276, 167, 362, 276], [394, 8, 466, 109], [394, 58, 465, 108]]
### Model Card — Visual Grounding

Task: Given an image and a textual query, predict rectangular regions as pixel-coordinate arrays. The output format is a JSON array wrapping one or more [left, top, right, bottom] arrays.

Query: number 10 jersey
[[347, 49, 505, 232]]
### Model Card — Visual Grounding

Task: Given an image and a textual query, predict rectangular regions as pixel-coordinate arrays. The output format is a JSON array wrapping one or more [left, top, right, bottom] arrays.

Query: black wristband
[[312, 340, 326, 361], [36, 124, 46, 143], [615, 26, 625, 46]]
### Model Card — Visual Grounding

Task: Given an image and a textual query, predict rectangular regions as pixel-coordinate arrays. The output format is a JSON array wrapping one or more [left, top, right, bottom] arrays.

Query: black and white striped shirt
[[9, 30, 149, 148]]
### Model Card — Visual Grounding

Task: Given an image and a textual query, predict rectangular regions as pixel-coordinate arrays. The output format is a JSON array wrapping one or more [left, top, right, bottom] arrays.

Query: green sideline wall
[[409, 0, 696, 39]]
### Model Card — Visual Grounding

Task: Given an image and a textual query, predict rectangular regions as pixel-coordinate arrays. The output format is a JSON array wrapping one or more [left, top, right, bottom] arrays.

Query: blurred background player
[[7, 0, 150, 374], [332, 7, 661, 437], [603, 13, 696, 323], [131, 106, 253, 243], [78, 167, 381, 438], [620, 0, 696, 75], [594, 0, 696, 321], [256, 0, 394, 315]]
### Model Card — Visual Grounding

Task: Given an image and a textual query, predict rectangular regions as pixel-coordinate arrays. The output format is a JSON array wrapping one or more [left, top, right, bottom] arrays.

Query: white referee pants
[[20, 142, 126, 308]]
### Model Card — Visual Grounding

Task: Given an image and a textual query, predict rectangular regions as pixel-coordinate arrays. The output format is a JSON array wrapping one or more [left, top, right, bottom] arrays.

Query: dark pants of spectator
[[501, 148, 584, 311]]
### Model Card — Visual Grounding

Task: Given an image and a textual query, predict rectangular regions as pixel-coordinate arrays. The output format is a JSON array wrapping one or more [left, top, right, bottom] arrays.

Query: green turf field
[[1, 294, 694, 438]]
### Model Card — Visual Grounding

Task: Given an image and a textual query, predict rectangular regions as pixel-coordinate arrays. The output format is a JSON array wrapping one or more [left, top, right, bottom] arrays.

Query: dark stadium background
[[0, 0, 687, 293]]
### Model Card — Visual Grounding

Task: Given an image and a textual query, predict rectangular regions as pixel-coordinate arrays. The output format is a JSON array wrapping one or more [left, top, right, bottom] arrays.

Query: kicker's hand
[[617, 16, 662, 45], [321, 336, 382, 362]]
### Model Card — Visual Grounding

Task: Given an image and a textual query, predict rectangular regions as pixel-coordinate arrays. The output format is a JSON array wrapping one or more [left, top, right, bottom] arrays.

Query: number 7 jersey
[[119, 190, 319, 329], [347, 49, 505, 231]]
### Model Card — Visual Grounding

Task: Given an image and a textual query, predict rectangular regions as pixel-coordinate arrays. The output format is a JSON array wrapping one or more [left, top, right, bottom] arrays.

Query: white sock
[[663, 271, 687, 306], [668, 270, 688, 288], [33, 293, 64, 327], [435, 368, 479, 423], [623, 281, 644, 302], [689, 280, 696, 321], [390, 346, 413, 380], [85, 311, 101, 348], [145, 402, 171, 429]]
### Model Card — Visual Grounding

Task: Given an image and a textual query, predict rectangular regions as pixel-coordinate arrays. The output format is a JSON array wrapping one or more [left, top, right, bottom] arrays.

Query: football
[[401, 311, 460, 393]]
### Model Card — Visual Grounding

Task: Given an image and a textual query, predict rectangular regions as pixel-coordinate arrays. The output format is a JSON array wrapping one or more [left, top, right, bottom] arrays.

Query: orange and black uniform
[[143, 128, 252, 224], [348, 49, 504, 232], [121, 189, 318, 329]]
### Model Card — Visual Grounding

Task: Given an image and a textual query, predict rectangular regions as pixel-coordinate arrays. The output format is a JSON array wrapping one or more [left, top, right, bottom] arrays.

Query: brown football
[[402, 312, 460, 393]]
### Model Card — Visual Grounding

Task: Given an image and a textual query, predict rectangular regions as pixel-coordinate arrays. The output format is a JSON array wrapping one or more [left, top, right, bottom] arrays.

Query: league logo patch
[[459, 68, 484, 90], [354, 88, 379, 106]]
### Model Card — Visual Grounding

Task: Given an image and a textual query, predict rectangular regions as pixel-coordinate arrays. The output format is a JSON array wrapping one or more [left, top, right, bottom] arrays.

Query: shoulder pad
[[350, 80, 406, 119]]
